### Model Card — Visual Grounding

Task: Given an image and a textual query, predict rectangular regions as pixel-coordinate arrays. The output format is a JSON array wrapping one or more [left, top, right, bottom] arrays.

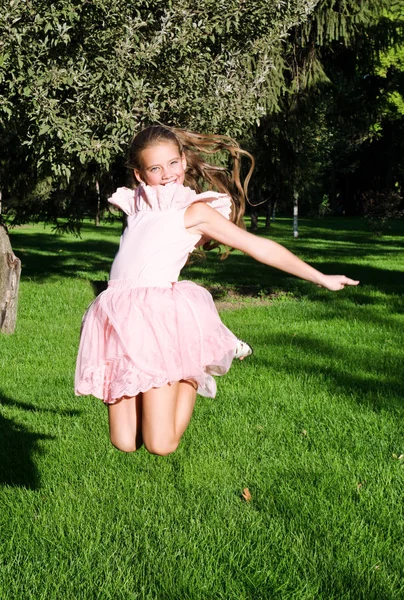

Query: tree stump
[[0, 224, 21, 334]]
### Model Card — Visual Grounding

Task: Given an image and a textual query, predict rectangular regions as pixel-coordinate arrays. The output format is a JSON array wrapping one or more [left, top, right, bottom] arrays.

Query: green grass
[[0, 217, 403, 599]]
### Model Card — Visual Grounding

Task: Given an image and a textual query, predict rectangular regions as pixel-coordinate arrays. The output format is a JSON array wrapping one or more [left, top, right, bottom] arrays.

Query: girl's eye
[[170, 160, 179, 166], [150, 166, 160, 172]]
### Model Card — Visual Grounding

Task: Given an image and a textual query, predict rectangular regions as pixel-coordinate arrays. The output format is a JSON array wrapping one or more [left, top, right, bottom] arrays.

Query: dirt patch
[[89, 280, 295, 310], [207, 285, 295, 311], [215, 296, 275, 311]]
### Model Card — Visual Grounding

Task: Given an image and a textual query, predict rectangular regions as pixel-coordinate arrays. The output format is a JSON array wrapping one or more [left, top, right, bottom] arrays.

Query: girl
[[75, 125, 359, 456]]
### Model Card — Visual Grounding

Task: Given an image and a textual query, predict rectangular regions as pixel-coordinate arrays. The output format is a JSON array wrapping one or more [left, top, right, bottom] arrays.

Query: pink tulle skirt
[[75, 280, 238, 403]]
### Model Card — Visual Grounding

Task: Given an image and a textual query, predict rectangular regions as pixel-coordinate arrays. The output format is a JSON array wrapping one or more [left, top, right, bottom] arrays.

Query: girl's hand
[[318, 275, 360, 291]]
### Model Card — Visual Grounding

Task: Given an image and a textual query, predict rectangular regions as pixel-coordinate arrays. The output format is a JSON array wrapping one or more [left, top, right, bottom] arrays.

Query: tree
[[248, 0, 404, 220], [0, 0, 324, 331], [0, 0, 324, 227]]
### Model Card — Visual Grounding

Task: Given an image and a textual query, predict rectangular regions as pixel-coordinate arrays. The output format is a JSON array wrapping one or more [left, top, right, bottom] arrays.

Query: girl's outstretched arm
[[185, 203, 359, 291]]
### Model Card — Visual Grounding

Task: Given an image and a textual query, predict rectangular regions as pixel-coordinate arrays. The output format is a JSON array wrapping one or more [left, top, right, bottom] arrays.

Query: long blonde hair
[[127, 124, 254, 230]]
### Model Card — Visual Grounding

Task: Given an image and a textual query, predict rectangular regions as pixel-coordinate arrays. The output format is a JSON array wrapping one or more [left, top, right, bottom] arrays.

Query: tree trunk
[[264, 201, 271, 229], [250, 210, 258, 232], [385, 123, 394, 190], [0, 224, 21, 334], [330, 168, 337, 213]]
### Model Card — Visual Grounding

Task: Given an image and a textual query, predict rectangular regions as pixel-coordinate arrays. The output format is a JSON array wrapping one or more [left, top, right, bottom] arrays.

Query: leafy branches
[[0, 0, 323, 227]]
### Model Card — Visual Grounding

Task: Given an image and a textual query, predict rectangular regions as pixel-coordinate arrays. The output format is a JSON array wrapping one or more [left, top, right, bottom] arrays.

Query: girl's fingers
[[321, 275, 360, 291], [342, 277, 360, 286]]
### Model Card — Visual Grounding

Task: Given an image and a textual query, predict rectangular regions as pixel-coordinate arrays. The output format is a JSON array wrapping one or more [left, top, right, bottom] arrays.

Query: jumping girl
[[75, 125, 359, 456]]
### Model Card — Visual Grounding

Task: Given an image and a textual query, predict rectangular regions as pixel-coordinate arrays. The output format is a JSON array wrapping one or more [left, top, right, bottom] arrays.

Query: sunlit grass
[[0, 217, 403, 599]]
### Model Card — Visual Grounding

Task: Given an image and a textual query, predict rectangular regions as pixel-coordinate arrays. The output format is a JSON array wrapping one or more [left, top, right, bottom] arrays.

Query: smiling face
[[134, 141, 187, 186]]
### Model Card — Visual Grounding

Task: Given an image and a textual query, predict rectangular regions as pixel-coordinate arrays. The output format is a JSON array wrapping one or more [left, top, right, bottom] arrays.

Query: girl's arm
[[185, 203, 359, 291]]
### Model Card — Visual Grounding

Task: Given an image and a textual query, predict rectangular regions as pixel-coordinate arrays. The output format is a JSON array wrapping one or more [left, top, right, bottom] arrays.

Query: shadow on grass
[[184, 252, 403, 299], [291, 216, 404, 246], [0, 393, 80, 489], [254, 332, 404, 414], [9, 226, 119, 281], [8, 219, 404, 288]]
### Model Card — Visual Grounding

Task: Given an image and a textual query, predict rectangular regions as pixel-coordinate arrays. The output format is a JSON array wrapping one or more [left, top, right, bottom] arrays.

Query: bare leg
[[175, 379, 197, 439], [142, 380, 197, 456], [108, 393, 143, 453]]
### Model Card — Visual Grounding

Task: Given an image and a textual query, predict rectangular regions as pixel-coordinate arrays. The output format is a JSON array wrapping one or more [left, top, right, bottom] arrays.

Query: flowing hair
[[127, 124, 255, 230]]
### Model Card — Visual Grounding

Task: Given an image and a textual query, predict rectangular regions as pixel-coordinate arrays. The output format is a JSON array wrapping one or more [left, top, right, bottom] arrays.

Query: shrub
[[362, 189, 403, 235]]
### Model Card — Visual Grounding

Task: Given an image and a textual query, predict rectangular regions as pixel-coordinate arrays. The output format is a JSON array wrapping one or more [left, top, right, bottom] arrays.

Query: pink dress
[[74, 182, 238, 404]]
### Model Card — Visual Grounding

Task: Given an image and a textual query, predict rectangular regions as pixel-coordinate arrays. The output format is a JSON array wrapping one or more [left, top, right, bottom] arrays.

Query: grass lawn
[[0, 216, 403, 599]]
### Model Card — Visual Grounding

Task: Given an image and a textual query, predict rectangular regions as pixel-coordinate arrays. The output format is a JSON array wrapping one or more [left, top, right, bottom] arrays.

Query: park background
[[1, 1, 403, 598]]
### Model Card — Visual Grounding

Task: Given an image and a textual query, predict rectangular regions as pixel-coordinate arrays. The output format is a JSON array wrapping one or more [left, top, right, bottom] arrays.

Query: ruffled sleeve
[[108, 187, 136, 215], [109, 183, 232, 220], [191, 190, 232, 220], [144, 183, 232, 219]]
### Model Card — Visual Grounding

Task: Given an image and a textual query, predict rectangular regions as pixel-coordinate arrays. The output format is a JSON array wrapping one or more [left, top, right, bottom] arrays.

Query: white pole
[[95, 180, 101, 226], [293, 190, 299, 238]]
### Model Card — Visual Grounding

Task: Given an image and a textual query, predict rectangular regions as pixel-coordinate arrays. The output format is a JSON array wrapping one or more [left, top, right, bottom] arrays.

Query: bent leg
[[175, 379, 197, 439], [108, 394, 143, 452], [142, 380, 197, 456]]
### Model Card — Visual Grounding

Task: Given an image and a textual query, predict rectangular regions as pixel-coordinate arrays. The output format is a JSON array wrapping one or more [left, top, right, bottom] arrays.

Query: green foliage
[[0, 0, 323, 226], [318, 193, 332, 217], [248, 0, 404, 216], [301, 0, 391, 45], [1, 0, 403, 223]]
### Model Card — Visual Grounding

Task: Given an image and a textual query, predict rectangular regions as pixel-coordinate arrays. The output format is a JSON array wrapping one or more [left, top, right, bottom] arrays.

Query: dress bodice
[[108, 183, 231, 287]]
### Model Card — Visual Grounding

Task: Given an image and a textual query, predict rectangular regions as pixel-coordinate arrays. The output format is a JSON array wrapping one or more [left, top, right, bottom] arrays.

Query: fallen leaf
[[242, 488, 252, 502]]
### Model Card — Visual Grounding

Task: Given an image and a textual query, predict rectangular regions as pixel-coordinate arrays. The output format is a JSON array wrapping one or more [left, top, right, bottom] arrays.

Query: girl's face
[[134, 142, 187, 186]]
